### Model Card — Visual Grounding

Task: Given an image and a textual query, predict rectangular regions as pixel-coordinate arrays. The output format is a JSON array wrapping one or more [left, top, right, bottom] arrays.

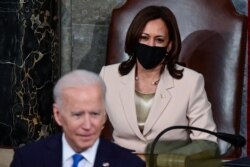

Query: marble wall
[[61, 0, 126, 74], [0, 0, 60, 147]]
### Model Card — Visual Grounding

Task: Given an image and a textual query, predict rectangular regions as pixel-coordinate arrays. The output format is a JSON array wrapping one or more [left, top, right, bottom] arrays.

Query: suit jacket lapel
[[43, 133, 62, 167], [119, 67, 146, 141], [94, 139, 113, 167], [143, 69, 174, 135]]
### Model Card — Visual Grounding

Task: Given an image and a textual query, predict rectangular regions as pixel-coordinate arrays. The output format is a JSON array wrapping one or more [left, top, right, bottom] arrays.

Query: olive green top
[[135, 90, 155, 132]]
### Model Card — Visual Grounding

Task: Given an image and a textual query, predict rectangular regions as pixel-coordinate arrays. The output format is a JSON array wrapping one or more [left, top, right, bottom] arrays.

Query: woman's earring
[[127, 55, 133, 63]]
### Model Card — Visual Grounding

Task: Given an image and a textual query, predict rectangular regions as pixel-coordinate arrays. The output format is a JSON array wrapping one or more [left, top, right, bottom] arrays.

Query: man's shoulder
[[98, 138, 145, 166], [15, 133, 61, 154], [11, 134, 62, 167]]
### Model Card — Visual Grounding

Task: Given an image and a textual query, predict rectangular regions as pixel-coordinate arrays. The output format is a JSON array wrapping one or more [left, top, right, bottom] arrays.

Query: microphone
[[215, 132, 246, 147], [149, 125, 246, 167]]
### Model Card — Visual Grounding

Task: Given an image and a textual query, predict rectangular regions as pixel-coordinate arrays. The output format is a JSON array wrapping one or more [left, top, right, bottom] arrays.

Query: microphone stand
[[149, 125, 246, 167]]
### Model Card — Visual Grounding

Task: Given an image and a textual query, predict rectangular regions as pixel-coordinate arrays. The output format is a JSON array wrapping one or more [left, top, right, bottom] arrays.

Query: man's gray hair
[[53, 70, 106, 107]]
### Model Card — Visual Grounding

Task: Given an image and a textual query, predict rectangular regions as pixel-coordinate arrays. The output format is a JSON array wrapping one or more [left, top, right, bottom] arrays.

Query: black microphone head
[[216, 132, 246, 147]]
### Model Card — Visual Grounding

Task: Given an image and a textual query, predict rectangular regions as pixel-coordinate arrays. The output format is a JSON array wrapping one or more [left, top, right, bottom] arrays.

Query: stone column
[[0, 0, 60, 147]]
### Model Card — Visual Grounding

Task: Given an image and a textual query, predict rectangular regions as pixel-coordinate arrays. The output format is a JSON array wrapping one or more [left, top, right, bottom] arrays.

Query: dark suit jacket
[[10, 133, 145, 167]]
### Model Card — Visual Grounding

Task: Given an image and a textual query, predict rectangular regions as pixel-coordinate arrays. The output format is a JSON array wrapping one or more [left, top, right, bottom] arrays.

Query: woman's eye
[[156, 38, 165, 43], [139, 36, 148, 41]]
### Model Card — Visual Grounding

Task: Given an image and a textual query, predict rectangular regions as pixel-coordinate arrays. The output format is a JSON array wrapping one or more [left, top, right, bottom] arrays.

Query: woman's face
[[139, 18, 171, 49]]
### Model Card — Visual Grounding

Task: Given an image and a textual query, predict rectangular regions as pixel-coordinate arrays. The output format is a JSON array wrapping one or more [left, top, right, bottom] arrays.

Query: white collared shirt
[[62, 133, 99, 167]]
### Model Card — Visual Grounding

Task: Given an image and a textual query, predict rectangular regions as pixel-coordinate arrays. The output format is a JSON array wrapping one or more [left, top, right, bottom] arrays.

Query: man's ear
[[101, 112, 107, 130], [53, 103, 62, 126], [103, 112, 107, 125]]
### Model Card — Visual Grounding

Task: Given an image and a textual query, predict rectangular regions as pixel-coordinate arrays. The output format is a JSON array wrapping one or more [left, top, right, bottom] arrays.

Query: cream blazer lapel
[[143, 69, 174, 135], [119, 67, 146, 141]]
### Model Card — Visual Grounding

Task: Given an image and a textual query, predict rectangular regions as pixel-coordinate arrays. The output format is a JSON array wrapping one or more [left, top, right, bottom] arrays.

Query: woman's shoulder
[[101, 63, 120, 72], [171, 65, 205, 90], [176, 64, 203, 78], [99, 63, 121, 79]]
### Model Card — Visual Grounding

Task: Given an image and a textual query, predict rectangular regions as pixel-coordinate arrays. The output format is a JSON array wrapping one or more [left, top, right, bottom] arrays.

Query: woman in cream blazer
[[100, 6, 217, 155], [100, 64, 217, 154]]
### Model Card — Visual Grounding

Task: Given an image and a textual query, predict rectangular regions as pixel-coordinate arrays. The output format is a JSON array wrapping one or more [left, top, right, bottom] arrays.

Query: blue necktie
[[72, 154, 84, 167]]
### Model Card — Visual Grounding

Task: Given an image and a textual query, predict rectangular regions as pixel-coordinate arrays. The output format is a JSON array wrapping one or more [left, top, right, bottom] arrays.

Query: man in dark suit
[[11, 70, 145, 167]]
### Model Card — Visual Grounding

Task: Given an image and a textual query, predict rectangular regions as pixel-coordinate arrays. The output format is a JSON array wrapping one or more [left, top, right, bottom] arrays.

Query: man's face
[[53, 84, 106, 152]]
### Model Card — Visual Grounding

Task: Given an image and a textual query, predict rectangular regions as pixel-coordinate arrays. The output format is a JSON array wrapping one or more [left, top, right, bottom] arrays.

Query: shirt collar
[[62, 133, 99, 165]]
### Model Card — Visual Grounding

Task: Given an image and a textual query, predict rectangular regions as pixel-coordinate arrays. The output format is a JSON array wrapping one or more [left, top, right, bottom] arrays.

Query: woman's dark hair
[[118, 5, 183, 79]]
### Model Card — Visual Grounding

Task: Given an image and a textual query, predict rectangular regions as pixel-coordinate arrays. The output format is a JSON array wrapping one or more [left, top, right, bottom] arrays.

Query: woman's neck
[[135, 63, 162, 81], [135, 63, 163, 94]]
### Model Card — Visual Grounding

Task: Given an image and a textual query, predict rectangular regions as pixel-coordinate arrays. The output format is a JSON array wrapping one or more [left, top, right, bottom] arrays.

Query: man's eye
[[72, 113, 82, 117], [90, 112, 100, 116]]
